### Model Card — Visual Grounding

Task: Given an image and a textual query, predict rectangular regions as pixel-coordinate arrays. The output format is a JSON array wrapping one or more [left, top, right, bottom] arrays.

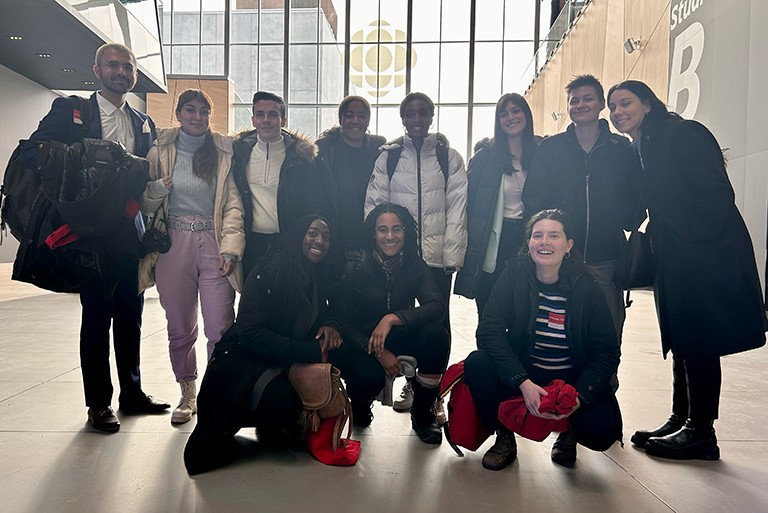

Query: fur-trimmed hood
[[315, 126, 386, 151]]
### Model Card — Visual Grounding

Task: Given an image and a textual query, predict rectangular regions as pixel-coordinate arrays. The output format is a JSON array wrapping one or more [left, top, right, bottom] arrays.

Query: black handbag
[[613, 227, 654, 290], [142, 203, 170, 254]]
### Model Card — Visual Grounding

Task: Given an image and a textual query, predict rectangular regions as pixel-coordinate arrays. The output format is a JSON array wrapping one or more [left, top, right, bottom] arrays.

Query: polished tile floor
[[1, 263, 767, 513]]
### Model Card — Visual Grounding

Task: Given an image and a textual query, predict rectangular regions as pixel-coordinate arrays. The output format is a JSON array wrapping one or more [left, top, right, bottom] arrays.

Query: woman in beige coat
[[140, 89, 245, 424]]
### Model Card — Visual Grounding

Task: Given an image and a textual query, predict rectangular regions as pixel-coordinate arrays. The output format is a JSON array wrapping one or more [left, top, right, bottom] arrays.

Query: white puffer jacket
[[364, 133, 468, 269]]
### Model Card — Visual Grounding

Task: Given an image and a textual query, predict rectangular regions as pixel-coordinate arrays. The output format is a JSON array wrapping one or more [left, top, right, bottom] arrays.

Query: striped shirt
[[531, 282, 572, 372]]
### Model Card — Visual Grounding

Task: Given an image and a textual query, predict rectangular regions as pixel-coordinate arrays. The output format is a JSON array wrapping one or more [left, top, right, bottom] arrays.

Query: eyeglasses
[[104, 61, 135, 74], [375, 225, 404, 235]]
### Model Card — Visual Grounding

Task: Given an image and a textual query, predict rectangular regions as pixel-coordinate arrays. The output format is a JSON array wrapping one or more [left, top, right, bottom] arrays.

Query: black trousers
[[79, 258, 143, 407], [329, 322, 451, 401], [242, 232, 280, 281], [429, 266, 453, 339], [475, 218, 526, 316], [672, 353, 721, 422], [464, 350, 622, 452]]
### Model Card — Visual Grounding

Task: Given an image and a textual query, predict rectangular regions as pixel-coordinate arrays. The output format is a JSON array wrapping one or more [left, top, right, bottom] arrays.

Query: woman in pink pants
[[140, 89, 245, 424]]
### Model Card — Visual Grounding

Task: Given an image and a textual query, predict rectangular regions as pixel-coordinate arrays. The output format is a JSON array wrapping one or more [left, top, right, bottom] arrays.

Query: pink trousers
[[155, 215, 235, 382]]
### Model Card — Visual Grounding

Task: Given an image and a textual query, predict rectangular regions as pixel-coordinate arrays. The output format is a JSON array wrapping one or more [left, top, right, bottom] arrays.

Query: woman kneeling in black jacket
[[332, 203, 449, 444], [464, 209, 622, 470]]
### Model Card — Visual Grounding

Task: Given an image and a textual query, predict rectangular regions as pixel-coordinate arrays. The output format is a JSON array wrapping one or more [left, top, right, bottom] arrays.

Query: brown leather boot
[[482, 429, 517, 470]]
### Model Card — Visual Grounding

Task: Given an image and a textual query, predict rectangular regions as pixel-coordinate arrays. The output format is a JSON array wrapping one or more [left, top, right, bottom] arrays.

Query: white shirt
[[246, 135, 286, 233], [96, 92, 135, 154]]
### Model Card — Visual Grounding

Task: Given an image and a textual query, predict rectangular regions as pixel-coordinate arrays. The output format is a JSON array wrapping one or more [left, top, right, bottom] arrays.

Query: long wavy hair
[[175, 88, 217, 186], [362, 203, 419, 262], [492, 93, 537, 171], [258, 214, 337, 311], [606, 80, 678, 138]]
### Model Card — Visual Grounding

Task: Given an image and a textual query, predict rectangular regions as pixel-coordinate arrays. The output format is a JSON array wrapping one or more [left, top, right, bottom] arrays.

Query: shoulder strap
[[435, 135, 450, 185]]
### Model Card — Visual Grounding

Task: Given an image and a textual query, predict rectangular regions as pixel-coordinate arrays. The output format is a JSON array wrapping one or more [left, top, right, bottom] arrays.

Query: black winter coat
[[184, 264, 333, 475], [315, 128, 385, 251], [640, 117, 766, 358], [333, 247, 445, 351], [523, 120, 642, 263], [455, 138, 528, 298], [231, 129, 328, 233], [477, 257, 619, 406]]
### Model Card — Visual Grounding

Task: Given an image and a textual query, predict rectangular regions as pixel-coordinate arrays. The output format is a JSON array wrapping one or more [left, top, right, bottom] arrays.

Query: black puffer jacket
[[332, 247, 445, 351], [315, 127, 385, 250], [231, 129, 328, 233], [477, 257, 619, 406], [522, 120, 642, 263]]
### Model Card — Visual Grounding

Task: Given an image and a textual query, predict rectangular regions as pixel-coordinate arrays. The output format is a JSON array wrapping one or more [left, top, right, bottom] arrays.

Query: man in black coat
[[231, 91, 329, 278], [523, 74, 642, 342], [21, 43, 169, 432]]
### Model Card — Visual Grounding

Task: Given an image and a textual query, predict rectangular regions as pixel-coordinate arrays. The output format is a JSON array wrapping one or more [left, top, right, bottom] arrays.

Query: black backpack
[[385, 133, 451, 184], [0, 96, 91, 243]]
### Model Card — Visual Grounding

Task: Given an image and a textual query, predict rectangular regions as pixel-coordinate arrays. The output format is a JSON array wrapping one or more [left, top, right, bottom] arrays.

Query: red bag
[[304, 415, 361, 466], [439, 360, 493, 456]]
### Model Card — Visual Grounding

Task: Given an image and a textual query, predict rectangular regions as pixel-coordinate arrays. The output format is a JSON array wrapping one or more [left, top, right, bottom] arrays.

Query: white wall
[[0, 65, 60, 263]]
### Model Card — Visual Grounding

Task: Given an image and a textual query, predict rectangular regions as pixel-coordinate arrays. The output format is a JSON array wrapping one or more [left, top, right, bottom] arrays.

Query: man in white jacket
[[365, 92, 468, 420]]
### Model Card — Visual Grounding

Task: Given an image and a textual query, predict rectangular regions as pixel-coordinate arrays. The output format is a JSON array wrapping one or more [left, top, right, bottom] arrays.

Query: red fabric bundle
[[440, 360, 493, 454], [497, 379, 578, 442], [304, 416, 361, 466]]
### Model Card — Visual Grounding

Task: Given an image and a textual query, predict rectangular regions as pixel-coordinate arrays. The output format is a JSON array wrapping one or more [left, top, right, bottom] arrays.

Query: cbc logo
[[350, 20, 417, 99]]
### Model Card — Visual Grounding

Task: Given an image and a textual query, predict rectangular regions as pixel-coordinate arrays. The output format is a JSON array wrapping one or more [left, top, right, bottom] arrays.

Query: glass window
[[319, 44, 344, 105], [503, 42, 535, 94], [409, 43, 439, 100], [475, 0, 504, 41], [473, 43, 503, 103], [172, 45, 200, 74], [173, 12, 200, 44], [439, 43, 469, 103], [201, 45, 224, 75], [412, 0, 440, 42], [504, 0, 534, 41], [441, 0, 470, 42], [201, 11, 224, 44], [288, 107, 317, 139], [436, 106, 469, 163], [259, 45, 284, 94], [373, 106, 402, 142], [318, 107, 338, 134], [231, 10, 258, 43], [261, 2, 285, 43], [289, 45, 318, 103], [290, 2, 318, 43], [230, 45, 259, 99], [471, 105, 496, 146], [162, 12, 171, 43], [234, 105, 254, 133], [349, 43, 408, 105]]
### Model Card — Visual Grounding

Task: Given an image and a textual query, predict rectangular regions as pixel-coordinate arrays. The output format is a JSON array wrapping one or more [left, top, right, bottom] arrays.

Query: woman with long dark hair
[[606, 80, 766, 460], [184, 215, 345, 474], [332, 203, 449, 444], [140, 88, 244, 425], [464, 209, 622, 470], [455, 93, 539, 315]]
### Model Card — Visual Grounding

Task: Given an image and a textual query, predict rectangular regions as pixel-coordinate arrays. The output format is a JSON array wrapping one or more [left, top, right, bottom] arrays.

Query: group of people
[[20, 42, 766, 476]]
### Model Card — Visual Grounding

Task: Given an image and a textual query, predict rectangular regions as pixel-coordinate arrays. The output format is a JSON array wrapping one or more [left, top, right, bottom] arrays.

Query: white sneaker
[[393, 381, 413, 412], [433, 397, 447, 425]]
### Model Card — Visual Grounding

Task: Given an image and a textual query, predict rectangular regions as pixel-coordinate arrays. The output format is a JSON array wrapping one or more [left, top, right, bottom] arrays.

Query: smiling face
[[567, 85, 604, 126], [93, 48, 137, 97], [402, 99, 433, 139], [302, 219, 331, 264], [374, 212, 405, 258], [528, 219, 574, 277], [252, 99, 286, 143], [176, 98, 210, 137], [499, 100, 527, 139], [340, 100, 370, 147], [608, 88, 650, 141]]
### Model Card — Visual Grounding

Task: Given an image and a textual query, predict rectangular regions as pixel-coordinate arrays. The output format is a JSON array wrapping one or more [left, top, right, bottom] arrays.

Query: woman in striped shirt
[[464, 209, 622, 470]]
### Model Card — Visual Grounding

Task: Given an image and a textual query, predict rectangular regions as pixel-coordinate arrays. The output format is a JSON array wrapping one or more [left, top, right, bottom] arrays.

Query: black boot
[[631, 413, 685, 448], [410, 380, 442, 445], [351, 398, 374, 428], [482, 428, 517, 471], [644, 419, 720, 460], [551, 430, 577, 467]]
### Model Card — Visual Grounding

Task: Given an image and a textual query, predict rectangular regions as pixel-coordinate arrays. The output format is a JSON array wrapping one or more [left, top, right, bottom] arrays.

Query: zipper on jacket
[[416, 145, 424, 256], [583, 173, 590, 262], [263, 141, 270, 184]]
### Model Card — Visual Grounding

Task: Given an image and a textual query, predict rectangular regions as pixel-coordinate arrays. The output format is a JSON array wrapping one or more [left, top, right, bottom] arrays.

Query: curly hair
[[362, 203, 419, 262]]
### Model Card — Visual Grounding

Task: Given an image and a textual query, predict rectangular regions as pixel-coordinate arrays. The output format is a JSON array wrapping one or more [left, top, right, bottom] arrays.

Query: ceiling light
[[82, 80, 95, 85], [61, 68, 76, 73], [9, 35, 23, 41], [37, 53, 52, 58]]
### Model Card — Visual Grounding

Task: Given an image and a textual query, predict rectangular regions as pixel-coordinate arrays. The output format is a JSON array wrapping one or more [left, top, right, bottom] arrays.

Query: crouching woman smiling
[[464, 209, 622, 470]]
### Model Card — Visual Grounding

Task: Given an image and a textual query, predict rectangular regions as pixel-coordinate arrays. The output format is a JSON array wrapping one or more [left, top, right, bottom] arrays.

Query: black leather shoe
[[119, 393, 171, 414], [644, 420, 720, 460], [88, 406, 120, 432], [631, 413, 685, 448], [551, 430, 577, 467], [410, 414, 443, 445], [351, 399, 374, 428]]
